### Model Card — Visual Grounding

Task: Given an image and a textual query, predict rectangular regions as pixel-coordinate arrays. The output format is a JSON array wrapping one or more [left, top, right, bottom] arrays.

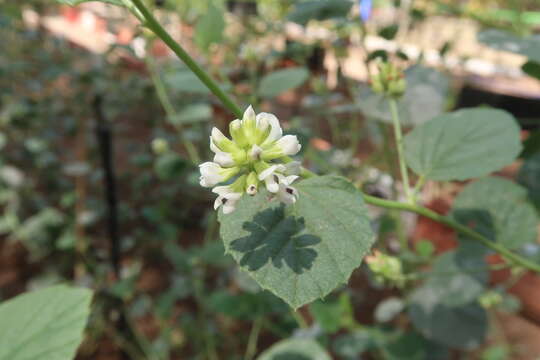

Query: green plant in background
[[1, 0, 540, 359]]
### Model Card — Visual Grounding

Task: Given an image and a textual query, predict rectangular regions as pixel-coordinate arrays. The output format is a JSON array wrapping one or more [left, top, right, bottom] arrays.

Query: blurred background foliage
[[0, 0, 540, 359]]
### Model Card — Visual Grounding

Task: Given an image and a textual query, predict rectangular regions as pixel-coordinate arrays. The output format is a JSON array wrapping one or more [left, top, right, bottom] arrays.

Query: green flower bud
[[370, 62, 407, 99], [230, 119, 249, 148], [245, 171, 259, 195], [151, 138, 169, 155]]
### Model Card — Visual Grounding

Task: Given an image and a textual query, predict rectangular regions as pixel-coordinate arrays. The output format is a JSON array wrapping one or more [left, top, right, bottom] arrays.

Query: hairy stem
[[362, 194, 540, 273], [388, 98, 413, 203]]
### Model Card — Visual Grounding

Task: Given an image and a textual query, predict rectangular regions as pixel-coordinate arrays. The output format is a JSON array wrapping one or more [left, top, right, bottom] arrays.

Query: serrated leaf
[[258, 338, 331, 360], [219, 175, 375, 309], [518, 152, 540, 210], [0, 285, 93, 360], [258, 67, 309, 98], [357, 65, 450, 125], [478, 29, 540, 62], [404, 108, 522, 181], [451, 177, 539, 250], [288, 0, 353, 25], [56, 0, 124, 6], [408, 285, 487, 350], [194, 3, 225, 51]]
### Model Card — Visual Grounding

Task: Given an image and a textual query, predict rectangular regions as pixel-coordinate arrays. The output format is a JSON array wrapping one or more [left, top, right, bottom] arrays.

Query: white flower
[[199, 106, 305, 214], [261, 135, 302, 161], [276, 135, 301, 156], [199, 162, 238, 188], [248, 144, 263, 160], [213, 186, 242, 214], [259, 113, 282, 146], [213, 151, 235, 167], [276, 175, 299, 205], [258, 164, 286, 193]]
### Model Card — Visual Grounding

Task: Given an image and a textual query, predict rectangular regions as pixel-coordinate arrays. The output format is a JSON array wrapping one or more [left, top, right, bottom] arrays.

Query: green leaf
[[258, 67, 309, 99], [288, 0, 353, 25], [332, 330, 373, 359], [478, 29, 540, 62], [309, 293, 353, 333], [56, 0, 124, 5], [451, 177, 539, 250], [0, 285, 93, 360], [408, 285, 488, 350], [518, 152, 540, 211], [169, 104, 212, 126], [425, 250, 488, 307], [357, 65, 450, 125], [258, 338, 331, 360], [374, 297, 405, 323], [194, 2, 225, 51], [165, 70, 211, 95], [219, 175, 375, 309], [522, 61, 540, 81], [404, 108, 522, 181]]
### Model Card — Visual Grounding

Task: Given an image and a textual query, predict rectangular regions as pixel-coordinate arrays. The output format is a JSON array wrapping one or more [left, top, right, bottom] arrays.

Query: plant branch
[[388, 98, 413, 203], [130, 0, 243, 119], [362, 194, 540, 274], [125, 1, 540, 275]]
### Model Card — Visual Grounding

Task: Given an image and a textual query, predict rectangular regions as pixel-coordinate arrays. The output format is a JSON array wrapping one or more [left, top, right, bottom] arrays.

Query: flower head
[[199, 106, 303, 214]]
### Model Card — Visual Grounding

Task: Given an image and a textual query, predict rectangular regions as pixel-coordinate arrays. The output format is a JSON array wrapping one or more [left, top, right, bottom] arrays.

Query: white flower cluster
[[199, 106, 302, 214]]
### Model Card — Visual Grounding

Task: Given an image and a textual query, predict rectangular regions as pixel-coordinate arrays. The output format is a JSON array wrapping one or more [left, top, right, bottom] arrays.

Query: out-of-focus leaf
[[165, 70, 212, 95], [451, 177, 539, 250], [425, 250, 488, 306], [404, 108, 522, 181], [374, 297, 405, 323], [56, 0, 124, 5], [169, 104, 212, 126], [194, 2, 225, 51], [332, 330, 373, 359], [258, 67, 309, 98], [518, 152, 540, 210], [357, 65, 450, 125], [408, 285, 488, 350], [0, 285, 93, 360], [154, 153, 188, 180], [478, 29, 540, 62], [522, 61, 540, 80], [378, 25, 399, 40], [288, 0, 353, 25], [258, 338, 331, 360]]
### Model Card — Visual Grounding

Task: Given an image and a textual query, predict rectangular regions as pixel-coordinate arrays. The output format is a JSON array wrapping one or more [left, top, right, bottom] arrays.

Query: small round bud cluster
[[369, 62, 406, 99], [199, 106, 302, 214], [365, 250, 405, 287]]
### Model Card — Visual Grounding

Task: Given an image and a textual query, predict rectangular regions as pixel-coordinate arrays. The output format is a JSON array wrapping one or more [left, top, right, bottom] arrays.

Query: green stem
[[130, 0, 243, 119], [144, 49, 200, 163], [362, 194, 540, 273], [388, 98, 413, 203], [244, 315, 263, 360], [290, 310, 308, 329]]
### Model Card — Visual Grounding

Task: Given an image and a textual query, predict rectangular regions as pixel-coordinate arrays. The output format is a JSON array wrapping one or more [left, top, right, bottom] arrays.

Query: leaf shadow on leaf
[[230, 205, 321, 274]]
